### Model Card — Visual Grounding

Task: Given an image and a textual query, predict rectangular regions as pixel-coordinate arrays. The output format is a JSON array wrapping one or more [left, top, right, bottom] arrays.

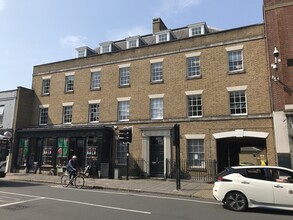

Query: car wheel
[[225, 191, 248, 211]]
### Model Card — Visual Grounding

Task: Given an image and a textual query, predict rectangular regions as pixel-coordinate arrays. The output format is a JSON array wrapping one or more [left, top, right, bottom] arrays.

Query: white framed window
[[228, 50, 243, 72], [0, 106, 4, 127], [151, 62, 163, 82], [63, 105, 73, 124], [118, 101, 130, 121], [187, 56, 200, 78], [65, 75, 74, 92], [187, 95, 202, 117], [78, 49, 86, 57], [150, 98, 163, 119], [229, 90, 247, 115], [226, 46, 244, 73], [188, 23, 206, 37], [116, 142, 128, 165], [158, 33, 168, 42], [155, 30, 171, 43], [191, 26, 202, 36], [187, 139, 205, 168], [89, 104, 99, 122], [42, 79, 51, 95], [127, 39, 138, 49], [100, 42, 112, 54], [39, 107, 48, 125], [119, 67, 130, 86], [91, 71, 101, 89]]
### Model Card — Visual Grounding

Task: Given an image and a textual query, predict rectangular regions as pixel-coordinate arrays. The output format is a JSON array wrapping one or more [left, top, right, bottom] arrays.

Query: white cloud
[[157, 0, 201, 16], [0, 0, 5, 11], [59, 35, 87, 48]]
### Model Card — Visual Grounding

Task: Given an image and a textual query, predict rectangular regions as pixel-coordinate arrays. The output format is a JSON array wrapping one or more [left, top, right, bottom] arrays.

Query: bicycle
[[61, 165, 90, 189]]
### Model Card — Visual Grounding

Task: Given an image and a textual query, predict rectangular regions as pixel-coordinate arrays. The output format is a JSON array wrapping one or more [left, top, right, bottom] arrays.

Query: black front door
[[150, 136, 164, 177]]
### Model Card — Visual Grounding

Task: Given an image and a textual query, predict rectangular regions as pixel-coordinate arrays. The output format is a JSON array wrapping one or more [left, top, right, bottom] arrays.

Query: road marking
[[51, 185, 220, 205], [45, 197, 151, 214], [0, 196, 20, 203], [0, 190, 151, 215], [0, 197, 45, 207]]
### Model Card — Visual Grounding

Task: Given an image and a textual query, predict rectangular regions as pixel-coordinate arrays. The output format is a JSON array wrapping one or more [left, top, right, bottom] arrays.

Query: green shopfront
[[15, 126, 114, 177]]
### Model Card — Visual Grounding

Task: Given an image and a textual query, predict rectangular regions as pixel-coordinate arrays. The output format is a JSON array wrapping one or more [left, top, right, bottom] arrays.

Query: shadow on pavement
[[0, 180, 42, 188]]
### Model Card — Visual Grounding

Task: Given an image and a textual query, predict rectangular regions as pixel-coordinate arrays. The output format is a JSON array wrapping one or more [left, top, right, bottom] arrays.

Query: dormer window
[[127, 38, 138, 49], [78, 50, 86, 57], [155, 30, 172, 43], [126, 36, 146, 49], [101, 44, 111, 53], [100, 42, 120, 54], [75, 46, 96, 58], [188, 23, 207, 37]]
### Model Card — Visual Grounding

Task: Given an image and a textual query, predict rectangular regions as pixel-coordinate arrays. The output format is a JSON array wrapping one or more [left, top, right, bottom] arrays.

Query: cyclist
[[66, 155, 79, 180]]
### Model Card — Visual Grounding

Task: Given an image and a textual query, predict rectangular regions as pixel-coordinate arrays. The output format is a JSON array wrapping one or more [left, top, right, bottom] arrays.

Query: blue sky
[[0, 0, 263, 91]]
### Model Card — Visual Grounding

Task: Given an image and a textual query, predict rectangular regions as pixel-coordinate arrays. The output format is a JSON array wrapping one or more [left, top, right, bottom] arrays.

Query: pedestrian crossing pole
[[126, 143, 129, 180], [174, 124, 181, 190]]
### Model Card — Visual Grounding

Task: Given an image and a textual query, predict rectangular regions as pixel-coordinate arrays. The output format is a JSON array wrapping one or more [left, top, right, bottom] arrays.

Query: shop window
[[57, 138, 69, 167], [42, 138, 56, 166], [86, 137, 99, 165], [17, 138, 29, 166]]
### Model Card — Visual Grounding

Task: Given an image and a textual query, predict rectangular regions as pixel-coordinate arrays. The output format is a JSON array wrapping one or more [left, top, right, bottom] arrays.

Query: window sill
[[63, 123, 72, 125], [119, 84, 131, 88], [90, 87, 101, 91], [150, 80, 164, 84], [228, 70, 245, 74], [41, 93, 50, 97], [188, 116, 203, 119], [230, 113, 248, 116], [186, 75, 202, 80], [89, 121, 100, 123], [118, 119, 130, 122], [64, 91, 74, 94]]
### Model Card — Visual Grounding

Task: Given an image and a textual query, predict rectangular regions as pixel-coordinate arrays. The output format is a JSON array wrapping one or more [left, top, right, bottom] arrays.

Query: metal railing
[[112, 158, 217, 182], [166, 159, 217, 182]]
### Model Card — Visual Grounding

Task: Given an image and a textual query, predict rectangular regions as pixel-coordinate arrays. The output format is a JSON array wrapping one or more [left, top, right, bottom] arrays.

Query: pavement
[[3, 173, 214, 200]]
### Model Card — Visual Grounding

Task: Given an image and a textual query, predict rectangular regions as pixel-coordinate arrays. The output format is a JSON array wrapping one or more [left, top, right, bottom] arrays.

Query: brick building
[[0, 87, 34, 173], [264, 0, 293, 168], [13, 17, 274, 178]]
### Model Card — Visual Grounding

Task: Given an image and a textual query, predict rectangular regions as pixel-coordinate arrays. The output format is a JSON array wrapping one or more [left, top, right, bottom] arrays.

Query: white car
[[213, 166, 293, 211]]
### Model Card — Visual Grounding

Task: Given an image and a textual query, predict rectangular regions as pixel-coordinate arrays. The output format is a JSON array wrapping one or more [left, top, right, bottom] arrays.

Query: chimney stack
[[152, 18, 168, 34]]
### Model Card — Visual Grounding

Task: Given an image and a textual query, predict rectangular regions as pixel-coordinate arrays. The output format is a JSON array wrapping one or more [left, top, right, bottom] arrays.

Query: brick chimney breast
[[152, 18, 168, 34]]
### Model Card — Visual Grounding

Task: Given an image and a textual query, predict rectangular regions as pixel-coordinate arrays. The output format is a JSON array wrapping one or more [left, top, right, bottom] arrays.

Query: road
[[0, 180, 293, 220]]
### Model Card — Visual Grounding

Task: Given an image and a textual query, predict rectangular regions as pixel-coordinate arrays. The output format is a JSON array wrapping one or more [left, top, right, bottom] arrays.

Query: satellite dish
[[4, 131, 12, 140]]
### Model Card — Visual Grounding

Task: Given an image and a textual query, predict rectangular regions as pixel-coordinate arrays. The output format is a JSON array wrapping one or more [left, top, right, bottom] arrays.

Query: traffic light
[[119, 127, 132, 143]]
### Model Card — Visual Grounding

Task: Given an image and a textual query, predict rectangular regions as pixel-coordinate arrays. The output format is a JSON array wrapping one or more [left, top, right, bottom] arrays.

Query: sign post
[[174, 124, 181, 190]]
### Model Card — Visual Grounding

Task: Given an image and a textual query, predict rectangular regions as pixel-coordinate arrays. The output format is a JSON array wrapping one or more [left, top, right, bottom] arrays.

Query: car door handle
[[241, 181, 250, 184], [274, 185, 284, 188]]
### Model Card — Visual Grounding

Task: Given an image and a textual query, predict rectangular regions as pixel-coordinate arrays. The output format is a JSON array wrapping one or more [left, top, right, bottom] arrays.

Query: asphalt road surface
[[0, 180, 293, 220]]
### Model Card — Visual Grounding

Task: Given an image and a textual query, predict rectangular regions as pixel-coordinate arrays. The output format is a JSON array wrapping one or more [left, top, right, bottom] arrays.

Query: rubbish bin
[[114, 168, 120, 179]]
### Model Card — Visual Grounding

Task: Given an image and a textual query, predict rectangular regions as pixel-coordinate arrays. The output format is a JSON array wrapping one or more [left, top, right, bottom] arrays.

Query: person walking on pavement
[[66, 155, 79, 180]]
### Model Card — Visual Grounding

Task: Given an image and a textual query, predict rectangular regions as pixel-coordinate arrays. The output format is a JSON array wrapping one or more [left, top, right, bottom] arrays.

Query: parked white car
[[213, 166, 293, 211]]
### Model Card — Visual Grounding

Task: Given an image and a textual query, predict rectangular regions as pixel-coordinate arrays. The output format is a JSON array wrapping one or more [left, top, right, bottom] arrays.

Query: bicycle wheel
[[74, 175, 84, 189], [61, 175, 71, 187]]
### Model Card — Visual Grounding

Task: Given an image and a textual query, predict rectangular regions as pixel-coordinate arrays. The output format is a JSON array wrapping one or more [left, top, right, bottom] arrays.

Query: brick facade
[[21, 20, 275, 177], [264, 0, 293, 168]]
